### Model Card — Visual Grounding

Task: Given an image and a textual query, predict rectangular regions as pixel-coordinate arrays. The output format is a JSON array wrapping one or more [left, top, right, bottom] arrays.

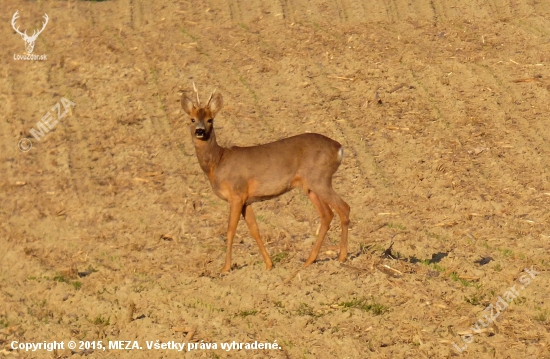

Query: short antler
[[206, 89, 217, 107], [11, 11, 26, 37], [192, 82, 201, 107], [191, 83, 217, 108]]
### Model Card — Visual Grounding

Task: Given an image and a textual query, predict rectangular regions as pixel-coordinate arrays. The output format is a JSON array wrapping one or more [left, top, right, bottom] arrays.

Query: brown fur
[[182, 89, 350, 273]]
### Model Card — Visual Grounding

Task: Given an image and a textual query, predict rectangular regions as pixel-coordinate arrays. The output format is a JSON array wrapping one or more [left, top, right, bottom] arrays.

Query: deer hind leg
[[242, 204, 273, 270], [315, 187, 350, 263], [304, 190, 334, 267], [221, 198, 244, 273]]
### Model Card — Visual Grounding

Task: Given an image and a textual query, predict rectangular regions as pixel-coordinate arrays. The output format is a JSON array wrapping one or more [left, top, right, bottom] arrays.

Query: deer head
[[181, 83, 223, 141], [11, 11, 49, 54]]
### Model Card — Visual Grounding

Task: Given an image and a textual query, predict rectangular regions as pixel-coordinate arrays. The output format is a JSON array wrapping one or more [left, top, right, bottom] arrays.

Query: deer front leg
[[221, 198, 244, 273]]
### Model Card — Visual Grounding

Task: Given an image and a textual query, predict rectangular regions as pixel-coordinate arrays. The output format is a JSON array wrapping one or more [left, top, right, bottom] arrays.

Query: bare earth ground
[[1, 0, 550, 358]]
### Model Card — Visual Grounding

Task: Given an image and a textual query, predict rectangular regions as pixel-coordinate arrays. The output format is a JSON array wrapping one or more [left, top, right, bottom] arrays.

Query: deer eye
[[191, 119, 196, 123], [207, 119, 213, 124]]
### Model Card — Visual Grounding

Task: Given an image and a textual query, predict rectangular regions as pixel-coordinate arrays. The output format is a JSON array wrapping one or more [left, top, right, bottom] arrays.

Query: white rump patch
[[337, 147, 344, 163]]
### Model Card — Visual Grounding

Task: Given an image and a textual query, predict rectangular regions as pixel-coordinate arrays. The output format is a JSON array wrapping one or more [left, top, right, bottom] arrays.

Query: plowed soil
[[1, 0, 550, 358]]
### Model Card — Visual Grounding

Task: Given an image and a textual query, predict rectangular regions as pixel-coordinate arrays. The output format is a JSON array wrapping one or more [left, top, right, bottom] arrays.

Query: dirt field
[[1, 0, 550, 358]]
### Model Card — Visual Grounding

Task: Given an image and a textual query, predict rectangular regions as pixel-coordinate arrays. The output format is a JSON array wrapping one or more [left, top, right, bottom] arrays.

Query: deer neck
[[192, 129, 224, 177]]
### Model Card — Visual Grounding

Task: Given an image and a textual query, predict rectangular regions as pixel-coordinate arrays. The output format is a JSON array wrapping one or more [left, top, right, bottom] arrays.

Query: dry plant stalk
[[185, 326, 197, 342], [127, 301, 136, 323], [377, 264, 403, 278], [284, 268, 302, 284]]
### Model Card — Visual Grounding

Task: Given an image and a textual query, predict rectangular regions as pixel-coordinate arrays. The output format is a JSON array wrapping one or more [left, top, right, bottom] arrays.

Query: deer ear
[[209, 93, 223, 116], [181, 94, 195, 115]]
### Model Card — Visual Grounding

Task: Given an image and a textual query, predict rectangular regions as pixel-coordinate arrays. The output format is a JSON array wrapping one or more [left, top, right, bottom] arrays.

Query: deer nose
[[195, 128, 206, 137]]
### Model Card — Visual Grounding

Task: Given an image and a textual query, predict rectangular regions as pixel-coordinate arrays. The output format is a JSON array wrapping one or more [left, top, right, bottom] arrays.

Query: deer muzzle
[[195, 128, 206, 138]]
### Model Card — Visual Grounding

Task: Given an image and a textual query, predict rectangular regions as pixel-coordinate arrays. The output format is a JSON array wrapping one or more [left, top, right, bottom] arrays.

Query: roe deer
[[182, 84, 350, 273]]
